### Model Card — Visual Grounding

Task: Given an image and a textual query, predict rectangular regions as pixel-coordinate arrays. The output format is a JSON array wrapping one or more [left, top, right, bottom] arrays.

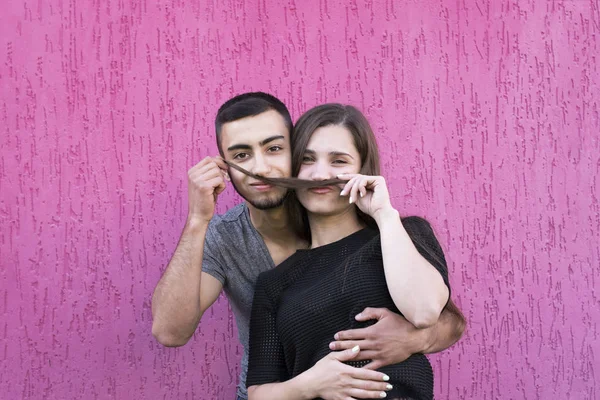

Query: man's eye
[[233, 153, 249, 160], [268, 146, 283, 152]]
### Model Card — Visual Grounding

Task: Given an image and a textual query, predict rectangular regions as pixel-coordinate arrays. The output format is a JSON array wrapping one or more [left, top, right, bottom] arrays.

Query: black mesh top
[[246, 217, 450, 400]]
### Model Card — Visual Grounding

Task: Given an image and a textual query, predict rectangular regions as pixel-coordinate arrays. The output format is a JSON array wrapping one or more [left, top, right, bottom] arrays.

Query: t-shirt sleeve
[[246, 273, 288, 387], [401, 216, 451, 293], [201, 222, 226, 285]]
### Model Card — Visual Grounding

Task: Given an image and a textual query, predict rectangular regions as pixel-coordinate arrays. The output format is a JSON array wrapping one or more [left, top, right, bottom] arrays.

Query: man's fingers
[[356, 307, 389, 321], [332, 345, 361, 362], [190, 160, 225, 179], [191, 157, 212, 169], [361, 360, 386, 371], [190, 166, 223, 182], [351, 350, 378, 362], [204, 176, 226, 194], [335, 327, 369, 341], [213, 157, 228, 170], [329, 340, 362, 351], [214, 180, 227, 195]]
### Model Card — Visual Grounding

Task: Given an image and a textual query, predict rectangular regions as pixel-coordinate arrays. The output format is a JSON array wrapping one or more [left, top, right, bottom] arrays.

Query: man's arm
[[329, 303, 466, 370], [151, 219, 223, 346], [423, 299, 466, 354], [151, 157, 228, 347]]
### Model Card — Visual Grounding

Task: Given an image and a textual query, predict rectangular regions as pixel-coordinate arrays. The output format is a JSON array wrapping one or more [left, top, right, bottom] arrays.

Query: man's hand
[[328, 307, 436, 370], [187, 156, 228, 223]]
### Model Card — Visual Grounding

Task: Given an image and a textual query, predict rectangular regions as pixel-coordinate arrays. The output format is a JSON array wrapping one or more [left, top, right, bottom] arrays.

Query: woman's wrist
[[373, 206, 399, 225], [289, 370, 318, 399]]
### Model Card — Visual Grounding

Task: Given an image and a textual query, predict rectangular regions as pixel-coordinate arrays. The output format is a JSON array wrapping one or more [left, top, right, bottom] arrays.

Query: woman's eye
[[302, 156, 314, 163], [234, 153, 249, 160], [332, 159, 348, 164], [268, 146, 283, 152]]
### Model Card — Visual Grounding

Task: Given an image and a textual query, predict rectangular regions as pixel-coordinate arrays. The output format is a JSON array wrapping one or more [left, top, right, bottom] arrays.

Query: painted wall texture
[[1, 0, 598, 399]]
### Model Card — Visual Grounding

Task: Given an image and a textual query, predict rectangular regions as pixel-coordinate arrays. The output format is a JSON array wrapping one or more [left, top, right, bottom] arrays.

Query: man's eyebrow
[[227, 135, 285, 152], [259, 135, 285, 146], [226, 143, 252, 152]]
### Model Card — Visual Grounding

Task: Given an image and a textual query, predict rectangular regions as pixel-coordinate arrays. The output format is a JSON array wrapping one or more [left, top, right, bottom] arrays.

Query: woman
[[243, 104, 452, 400]]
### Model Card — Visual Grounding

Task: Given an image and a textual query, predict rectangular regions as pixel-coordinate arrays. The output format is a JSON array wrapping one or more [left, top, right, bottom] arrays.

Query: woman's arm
[[339, 174, 450, 328], [374, 210, 449, 327], [248, 374, 313, 400], [248, 347, 393, 400]]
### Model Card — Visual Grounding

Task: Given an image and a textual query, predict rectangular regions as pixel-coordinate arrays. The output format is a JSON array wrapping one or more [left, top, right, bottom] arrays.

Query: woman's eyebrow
[[330, 151, 354, 159], [303, 149, 354, 159]]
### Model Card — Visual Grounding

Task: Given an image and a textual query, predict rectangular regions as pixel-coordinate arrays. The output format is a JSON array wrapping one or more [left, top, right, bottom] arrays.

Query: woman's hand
[[338, 174, 394, 219], [303, 346, 393, 399]]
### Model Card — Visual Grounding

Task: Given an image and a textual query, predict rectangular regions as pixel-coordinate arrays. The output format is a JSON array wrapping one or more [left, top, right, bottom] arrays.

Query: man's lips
[[250, 182, 274, 192]]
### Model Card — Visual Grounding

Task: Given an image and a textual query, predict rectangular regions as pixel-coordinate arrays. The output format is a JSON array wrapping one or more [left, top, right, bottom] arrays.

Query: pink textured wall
[[1, 0, 598, 399]]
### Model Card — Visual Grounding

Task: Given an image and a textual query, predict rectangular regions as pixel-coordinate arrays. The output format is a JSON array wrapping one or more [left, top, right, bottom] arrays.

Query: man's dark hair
[[214, 92, 293, 155]]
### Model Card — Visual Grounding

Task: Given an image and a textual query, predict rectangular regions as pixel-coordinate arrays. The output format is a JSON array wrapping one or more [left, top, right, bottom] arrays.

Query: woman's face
[[296, 124, 361, 216]]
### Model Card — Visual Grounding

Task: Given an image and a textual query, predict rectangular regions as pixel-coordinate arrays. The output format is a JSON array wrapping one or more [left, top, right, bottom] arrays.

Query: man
[[151, 92, 465, 400]]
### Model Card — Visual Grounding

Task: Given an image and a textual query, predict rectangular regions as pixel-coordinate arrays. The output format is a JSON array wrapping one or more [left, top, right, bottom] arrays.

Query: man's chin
[[244, 191, 289, 211]]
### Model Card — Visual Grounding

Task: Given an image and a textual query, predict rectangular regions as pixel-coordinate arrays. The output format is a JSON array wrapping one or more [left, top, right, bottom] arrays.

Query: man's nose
[[251, 153, 271, 176]]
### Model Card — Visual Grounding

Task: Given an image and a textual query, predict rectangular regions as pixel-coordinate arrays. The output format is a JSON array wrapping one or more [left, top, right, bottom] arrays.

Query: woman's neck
[[308, 207, 365, 248]]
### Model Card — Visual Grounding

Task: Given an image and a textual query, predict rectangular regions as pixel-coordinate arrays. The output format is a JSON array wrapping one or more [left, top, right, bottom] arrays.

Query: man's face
[[220, 109, 292, 210]]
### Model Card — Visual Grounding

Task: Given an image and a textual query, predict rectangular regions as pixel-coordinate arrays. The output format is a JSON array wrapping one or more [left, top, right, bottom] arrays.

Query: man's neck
[[247, 202, 292, 240], [308, 208, 365, 248]]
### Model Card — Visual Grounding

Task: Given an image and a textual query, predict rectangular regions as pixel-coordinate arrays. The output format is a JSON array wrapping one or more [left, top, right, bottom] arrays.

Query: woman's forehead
[[306, 125, 357, 153]]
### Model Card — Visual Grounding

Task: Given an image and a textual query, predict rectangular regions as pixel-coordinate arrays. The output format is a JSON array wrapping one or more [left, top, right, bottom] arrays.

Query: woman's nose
[[310, 162, 332, 181]]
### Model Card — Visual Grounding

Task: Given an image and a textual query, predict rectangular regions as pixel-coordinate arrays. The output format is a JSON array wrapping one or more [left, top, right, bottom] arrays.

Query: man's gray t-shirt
[[202, 203, 275, 399]]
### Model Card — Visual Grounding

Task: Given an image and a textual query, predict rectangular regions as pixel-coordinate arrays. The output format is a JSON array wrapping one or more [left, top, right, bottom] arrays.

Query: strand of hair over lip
[[224, 160, 347, 189]]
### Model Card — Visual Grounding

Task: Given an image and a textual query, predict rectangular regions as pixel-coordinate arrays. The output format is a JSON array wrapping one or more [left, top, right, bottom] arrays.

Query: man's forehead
[[221, 110, 290, 145]]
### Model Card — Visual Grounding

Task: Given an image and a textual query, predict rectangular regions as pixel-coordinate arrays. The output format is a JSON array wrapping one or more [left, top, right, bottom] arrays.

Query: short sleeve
[[201, 223, 226, 285], [246, 273, 288, 387], [401, 216, 451, 294]]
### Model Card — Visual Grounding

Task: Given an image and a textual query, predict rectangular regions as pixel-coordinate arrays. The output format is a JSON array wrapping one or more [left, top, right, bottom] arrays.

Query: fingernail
[[334, 333, 339, 340], [339, 190, 346, 196], [349, 196, 353, 204], [386, 384, 393, 390], [351, 345, 360, 353], [380, 392, 387, 398], [382, 375, 390, 381], [329, 342, 335, 350], [355, 313, 362, 320]]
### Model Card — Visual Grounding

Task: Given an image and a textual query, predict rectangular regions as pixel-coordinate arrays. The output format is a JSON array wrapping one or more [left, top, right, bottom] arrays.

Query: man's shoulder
[[208, 203, 248, 230]]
